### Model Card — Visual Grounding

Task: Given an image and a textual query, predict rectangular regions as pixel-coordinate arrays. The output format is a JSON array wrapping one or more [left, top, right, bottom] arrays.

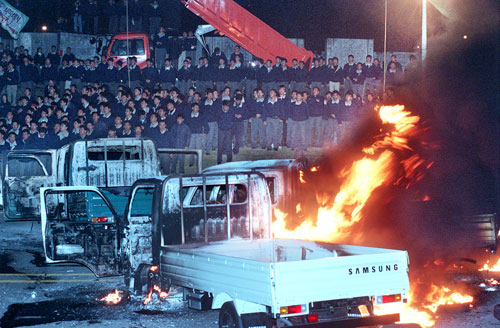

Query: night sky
[[9, 0, 446, 53]]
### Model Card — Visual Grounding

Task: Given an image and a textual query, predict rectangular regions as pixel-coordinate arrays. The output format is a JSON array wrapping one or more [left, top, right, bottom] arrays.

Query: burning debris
[[143, 285, 170, 305], [142, 266, 170, 306], [98, 289, 125, 305]]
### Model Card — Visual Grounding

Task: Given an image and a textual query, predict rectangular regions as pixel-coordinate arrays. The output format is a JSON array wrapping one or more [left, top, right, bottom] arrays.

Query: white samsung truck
[[40, 172, 410, 327]]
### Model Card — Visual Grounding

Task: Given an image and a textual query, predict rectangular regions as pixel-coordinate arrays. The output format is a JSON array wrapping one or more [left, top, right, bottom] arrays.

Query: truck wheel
[[494, 304, 500, 320], [219, 302, 244, 328]]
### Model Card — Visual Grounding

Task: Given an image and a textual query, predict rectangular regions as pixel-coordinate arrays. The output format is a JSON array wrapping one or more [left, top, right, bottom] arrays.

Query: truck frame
[[40, 171, 410, 327]]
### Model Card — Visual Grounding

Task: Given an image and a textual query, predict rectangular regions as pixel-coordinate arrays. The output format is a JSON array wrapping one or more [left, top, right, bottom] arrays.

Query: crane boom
[[183, 0, 314, 67]]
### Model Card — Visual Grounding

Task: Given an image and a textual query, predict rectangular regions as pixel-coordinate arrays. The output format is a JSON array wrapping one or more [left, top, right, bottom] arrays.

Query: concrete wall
[[13, 32, 101, 60], [195, 36, 305, 63], [325, 38, 375, 67]]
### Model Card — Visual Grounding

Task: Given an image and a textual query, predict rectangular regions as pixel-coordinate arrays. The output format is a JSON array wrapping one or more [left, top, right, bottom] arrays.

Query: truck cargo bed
[[161, 239, 409, 314]]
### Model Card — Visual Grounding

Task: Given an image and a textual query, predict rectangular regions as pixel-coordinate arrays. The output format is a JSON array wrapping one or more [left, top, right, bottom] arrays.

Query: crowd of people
[[0, 38, 419, 174], [51, 0, 178, 35]]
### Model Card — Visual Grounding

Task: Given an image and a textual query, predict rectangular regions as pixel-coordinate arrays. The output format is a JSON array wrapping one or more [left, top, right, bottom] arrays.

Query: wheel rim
[[221, 312, 235, 328]]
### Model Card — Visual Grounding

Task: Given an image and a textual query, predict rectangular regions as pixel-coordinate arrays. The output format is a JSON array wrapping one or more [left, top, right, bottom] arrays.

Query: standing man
[[73, 0, 83, 33], [307, 87, 324, 147], [249, 88, 265, 149], [170, 114, 191, 174], [202, 89, 217, 155], [186, 103, 209, 167], [231, 93, 246, 154], [84, 0, 99, 34], [141, 59, 159, 90], [6, 63, 19, 105], [216, 100, 234, 164], [308, 58, 324, 93], [343, 55, 356, 93], [177, 59, 192, 95], [289, 92, 309, 150], [159, 58, 177, 90], [262, 89, 284, 151], [148, 0, 162, 35], [327, 57, 343, 92], [153, 26, 168, 68], [19, 57, 38, 97]]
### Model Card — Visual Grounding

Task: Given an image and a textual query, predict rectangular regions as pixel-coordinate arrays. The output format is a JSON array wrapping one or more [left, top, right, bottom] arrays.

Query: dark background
[[4, 0, 447, 52]]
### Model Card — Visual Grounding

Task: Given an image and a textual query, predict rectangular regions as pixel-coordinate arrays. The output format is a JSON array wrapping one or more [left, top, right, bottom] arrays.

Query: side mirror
[[89, 37, 96, 45], [96, 39, 103, 54]]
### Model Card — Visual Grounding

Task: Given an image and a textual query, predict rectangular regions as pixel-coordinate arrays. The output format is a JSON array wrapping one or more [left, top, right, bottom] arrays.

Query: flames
[[143, 266, 170, 305], [98, 289, 123, 305], [271, 105, 478, 327], [273, 105, 430, 241], [143, 285, 169, 305], [479, 258, 500, 272]]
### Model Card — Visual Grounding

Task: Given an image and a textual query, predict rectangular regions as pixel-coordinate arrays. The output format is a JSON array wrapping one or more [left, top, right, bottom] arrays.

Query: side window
[[130, 187, 155, 217], [265, 177, 277, 204], [215, 185, 227, 204], [231, 184, 247, 204], [189, 185, 215, 206]]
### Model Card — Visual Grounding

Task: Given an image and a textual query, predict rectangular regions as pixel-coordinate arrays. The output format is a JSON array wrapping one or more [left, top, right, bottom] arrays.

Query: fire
[[479, 258, 500, 272], [143, 285, 169, 305], [422, 285, 473, 313], [299, 170, 306, 184], [98, 289, 123, 305], [374, 286, 473, 328], [271, 105, 469, 328], [273, 105, 427, 241]]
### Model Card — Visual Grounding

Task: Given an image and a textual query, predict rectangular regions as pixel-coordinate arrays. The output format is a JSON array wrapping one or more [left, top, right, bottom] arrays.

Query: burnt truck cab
[[103, 32, 151, 69], [2, 138, 160, 221], [202, 159, 306, 214], [40, 172, 272, 280]]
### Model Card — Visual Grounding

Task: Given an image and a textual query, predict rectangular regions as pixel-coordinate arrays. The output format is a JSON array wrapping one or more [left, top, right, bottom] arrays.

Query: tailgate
[[272, 250, 409, 311]]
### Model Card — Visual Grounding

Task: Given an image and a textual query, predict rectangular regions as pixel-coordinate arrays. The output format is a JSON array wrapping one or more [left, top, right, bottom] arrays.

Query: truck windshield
[[7, 154, 52, 177], [87, 146, 142, 161], [109, 39, 145, 56]]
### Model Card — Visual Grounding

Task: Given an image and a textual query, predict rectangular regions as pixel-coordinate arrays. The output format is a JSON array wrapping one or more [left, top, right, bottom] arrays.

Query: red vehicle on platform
[[103, 32, 151, 69]]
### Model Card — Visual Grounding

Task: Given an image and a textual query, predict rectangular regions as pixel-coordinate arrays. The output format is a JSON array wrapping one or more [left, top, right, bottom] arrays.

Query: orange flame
[[375, 286, 473, 328], [271, 105, 458, 328], [143, 285, 170, 305], [299, 170, 306, 184], [98, 289, 123, 305], [479, 258, 500, 272], [273, 105, 428, 241]]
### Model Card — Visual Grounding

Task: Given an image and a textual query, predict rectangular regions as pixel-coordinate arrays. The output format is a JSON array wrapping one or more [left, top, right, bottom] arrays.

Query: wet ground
[[1, 219, 499, 328]]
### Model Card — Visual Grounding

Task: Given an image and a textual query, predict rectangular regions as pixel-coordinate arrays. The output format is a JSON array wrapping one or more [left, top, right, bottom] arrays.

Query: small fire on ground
[[98, 289, 124, 305], [143, 266, 170, 305]]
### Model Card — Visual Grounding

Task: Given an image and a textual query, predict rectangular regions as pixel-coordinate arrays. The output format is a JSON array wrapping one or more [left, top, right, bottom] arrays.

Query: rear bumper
[[288, 313, 400, 327]]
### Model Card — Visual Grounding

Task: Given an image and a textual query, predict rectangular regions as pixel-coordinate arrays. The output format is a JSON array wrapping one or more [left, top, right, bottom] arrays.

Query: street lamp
[[422, 0, 427, 61]]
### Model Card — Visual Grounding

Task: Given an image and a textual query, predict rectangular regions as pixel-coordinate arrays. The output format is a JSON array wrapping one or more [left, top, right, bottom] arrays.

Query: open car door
[[3, 150, 58, 220], [40, 186, 123, 277]]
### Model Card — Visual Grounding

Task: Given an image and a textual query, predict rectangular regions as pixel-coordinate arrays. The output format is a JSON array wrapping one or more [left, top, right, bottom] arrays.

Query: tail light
[[92, 216, 114, 223], [376, 294, 402, 304], [280, 304, 307, 315], [307, 313, 318, 323]]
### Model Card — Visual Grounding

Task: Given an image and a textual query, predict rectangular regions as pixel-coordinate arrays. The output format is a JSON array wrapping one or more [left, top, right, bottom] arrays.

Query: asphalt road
[[0, 219, 499, 328]]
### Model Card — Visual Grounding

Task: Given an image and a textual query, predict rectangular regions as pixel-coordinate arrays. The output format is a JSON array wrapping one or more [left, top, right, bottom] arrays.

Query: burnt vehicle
[[40, 172, 411, 328], [2, 138, 201, 221], [202, 159, 305, 214]]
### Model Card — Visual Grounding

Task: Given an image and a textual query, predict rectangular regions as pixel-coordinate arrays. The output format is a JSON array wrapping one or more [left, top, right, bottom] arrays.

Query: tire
[[219, 302, 244, 328], [494, 304, 500, 321]]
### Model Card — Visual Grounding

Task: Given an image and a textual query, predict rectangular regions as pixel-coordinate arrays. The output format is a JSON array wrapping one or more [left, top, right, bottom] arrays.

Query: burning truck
[[40, 171, 411, 327]]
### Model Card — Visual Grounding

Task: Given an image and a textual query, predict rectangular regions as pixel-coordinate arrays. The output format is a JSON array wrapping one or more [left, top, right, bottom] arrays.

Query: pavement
[[1, 218, 500, 328]]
